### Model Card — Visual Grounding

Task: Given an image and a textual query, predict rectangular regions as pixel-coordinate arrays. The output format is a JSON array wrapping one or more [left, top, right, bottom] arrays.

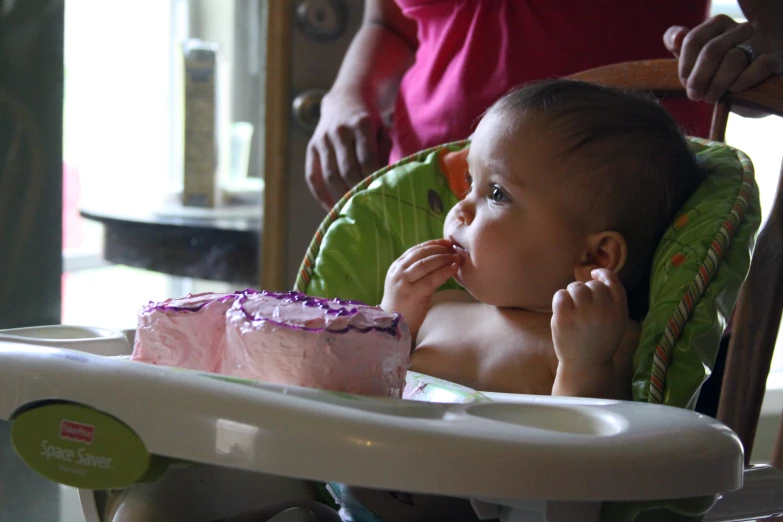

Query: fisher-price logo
[[59, 420, 95, 444]]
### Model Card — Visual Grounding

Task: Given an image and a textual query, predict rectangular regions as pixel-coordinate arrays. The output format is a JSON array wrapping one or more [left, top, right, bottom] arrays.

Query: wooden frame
[[260, 0, 292, 292]]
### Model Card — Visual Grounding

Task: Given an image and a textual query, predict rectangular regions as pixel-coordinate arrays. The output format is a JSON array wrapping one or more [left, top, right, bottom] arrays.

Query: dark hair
[[489, 79, 707, 317]]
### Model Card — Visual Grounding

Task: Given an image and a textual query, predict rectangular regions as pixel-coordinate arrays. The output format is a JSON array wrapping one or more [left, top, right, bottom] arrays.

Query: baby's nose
[[454, 199, 474, 224]]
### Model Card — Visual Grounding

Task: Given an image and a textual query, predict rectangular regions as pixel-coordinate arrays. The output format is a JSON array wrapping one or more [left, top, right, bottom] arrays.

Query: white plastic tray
[[0, 340, 744, 501]]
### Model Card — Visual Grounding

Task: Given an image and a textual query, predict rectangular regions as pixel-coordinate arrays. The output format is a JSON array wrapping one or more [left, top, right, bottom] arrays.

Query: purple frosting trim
[[142, 289, 258, 314], [237, 290, 401, 337]]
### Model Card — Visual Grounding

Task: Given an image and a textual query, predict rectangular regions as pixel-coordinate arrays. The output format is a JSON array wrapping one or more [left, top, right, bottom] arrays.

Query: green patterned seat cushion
[[296, 141, 469, 306], [634, 138, 760, 407], [295, 138, 760, 409]]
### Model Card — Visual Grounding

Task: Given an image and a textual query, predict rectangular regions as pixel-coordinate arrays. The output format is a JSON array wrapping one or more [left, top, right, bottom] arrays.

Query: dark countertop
[[81, 203, 262, 285]]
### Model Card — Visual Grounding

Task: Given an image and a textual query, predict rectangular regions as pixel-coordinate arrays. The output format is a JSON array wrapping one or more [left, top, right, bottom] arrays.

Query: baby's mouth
[[451, 238, 468, 255]]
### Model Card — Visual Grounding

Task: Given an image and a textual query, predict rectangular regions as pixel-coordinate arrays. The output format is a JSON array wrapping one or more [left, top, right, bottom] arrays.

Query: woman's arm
[[305, 0, 417, 210], [330, 0, 417, 112]]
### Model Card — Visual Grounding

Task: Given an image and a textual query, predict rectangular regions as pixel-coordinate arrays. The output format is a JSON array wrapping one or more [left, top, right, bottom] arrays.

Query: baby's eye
[[489, 184, 509, 203]]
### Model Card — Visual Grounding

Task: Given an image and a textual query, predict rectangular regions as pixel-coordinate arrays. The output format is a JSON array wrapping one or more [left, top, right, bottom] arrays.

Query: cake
[[131, 291, 252, 372], [132, 290, 411, 398], [221, 291, 411, 397]]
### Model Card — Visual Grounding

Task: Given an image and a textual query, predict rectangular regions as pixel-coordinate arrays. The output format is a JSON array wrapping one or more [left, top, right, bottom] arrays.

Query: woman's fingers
[[332, 125, 364, 189], [318, 139, 350, 206], [664, 26, 688, 57], [677, 15, 741, 86], [682, 20, 755, 101], [354, 115, 381, 178], [729, 52, 783, 92], [305, 144, 335, 211]]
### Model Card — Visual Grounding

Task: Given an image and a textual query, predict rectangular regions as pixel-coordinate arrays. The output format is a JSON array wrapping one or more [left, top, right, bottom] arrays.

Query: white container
[[0, 325, 131, 356]]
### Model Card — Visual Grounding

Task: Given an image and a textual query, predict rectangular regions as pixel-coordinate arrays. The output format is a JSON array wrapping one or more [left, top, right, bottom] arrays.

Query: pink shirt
[[390, 0, 712, 163]]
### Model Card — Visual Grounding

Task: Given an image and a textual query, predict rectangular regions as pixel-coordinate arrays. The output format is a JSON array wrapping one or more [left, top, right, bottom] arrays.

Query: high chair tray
[[0, 341, 743, 501]]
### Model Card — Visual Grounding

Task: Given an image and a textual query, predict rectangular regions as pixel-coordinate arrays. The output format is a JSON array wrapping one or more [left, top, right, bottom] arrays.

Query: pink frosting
[[220, 292, 411, 397], [131, 292, 244, 372]]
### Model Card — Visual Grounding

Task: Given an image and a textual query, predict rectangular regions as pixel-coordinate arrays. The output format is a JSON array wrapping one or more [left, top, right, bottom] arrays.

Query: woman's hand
[[381, 239, 461, 339], [664, 14, 783, 104], [305, 88, 390, 211], [303, 0, 417, 211]]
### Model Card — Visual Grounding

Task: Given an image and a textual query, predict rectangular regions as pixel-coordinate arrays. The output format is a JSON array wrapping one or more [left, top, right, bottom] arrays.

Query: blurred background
[[0, 0, 781, 520]]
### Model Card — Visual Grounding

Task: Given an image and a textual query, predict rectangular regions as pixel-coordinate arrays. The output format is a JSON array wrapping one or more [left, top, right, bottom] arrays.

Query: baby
[[330, 80, 708, 521], [383, 78, 707, 401]]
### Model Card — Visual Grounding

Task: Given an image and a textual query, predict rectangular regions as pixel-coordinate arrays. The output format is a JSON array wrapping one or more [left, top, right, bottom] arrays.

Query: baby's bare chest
[[411, 295, 557, 394]]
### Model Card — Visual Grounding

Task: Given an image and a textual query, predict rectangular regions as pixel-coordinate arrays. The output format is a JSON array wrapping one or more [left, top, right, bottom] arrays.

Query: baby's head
[[444, 79, 706, 315]]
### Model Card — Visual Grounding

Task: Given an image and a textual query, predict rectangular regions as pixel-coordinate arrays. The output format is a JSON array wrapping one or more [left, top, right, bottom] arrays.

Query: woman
[[305, 0, 783, 210]]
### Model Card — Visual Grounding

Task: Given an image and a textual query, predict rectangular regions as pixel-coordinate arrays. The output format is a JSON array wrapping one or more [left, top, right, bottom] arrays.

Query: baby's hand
[[381, 239, 461, 338], [551, 268, 628, 366]]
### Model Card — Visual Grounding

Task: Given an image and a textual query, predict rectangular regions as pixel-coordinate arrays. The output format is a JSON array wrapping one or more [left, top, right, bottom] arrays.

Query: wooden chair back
[[569, 59, 783, 467]]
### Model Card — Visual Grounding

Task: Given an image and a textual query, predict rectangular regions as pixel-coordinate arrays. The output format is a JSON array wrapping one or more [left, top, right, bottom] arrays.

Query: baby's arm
[[550, 269, 631, 400], [381, 239, 461, 343]]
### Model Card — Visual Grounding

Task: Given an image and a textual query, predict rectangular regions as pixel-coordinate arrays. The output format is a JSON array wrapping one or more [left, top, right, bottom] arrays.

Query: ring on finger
[[734, 43, 757, 63]]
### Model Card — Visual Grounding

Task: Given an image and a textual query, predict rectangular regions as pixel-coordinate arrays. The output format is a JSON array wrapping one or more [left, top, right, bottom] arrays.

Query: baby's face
[[443, 110, 591, 310]]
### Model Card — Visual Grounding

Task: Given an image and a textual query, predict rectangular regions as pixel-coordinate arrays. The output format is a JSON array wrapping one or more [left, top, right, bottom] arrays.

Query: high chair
[[0, 59, 782, 522], [566, 60, 783, 468]]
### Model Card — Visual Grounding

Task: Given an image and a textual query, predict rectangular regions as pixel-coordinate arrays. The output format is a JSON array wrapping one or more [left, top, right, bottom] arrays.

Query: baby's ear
[[574, 231, 628, 282]]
